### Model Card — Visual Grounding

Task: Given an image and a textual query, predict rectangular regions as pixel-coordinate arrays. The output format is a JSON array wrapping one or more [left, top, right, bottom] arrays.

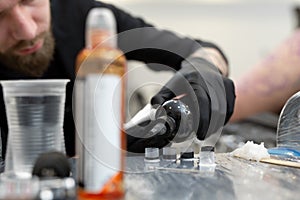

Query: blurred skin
[[230, 29, 300, 122], [0, 0, 54, 77]]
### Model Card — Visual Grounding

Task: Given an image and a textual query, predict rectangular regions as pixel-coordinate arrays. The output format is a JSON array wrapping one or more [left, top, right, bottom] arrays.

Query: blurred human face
[[0, 0, 54, 76]]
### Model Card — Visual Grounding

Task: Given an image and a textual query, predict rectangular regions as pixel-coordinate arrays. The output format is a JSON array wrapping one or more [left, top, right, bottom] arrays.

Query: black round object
[[32, 151, 71, 178]]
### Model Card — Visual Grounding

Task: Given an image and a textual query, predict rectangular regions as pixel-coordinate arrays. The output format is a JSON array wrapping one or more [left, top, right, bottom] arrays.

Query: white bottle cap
[[85, 8, 117, 48]]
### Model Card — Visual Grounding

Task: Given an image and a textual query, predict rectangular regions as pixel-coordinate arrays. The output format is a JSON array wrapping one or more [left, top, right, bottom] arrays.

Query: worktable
[[1, 113, 299, 199], [125, 153, 300, 200]]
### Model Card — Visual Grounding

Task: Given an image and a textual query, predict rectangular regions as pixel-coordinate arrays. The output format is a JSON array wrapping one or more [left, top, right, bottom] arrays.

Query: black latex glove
[[126, 57, 235, 153], [151, 57, 235, 141], [126, 118, 172, 154]]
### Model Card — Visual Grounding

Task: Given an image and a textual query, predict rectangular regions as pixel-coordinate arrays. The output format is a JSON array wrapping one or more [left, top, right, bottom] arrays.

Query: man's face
[[0, 0, 54, 77]]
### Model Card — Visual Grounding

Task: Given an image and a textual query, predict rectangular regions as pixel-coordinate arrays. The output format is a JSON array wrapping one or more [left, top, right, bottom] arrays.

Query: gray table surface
[[1, 112, 299, 200], [124, 154, 300, 200]]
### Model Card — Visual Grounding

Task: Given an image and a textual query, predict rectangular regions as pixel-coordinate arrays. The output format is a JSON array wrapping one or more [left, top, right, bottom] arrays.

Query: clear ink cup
[[144, 147, 160, 171], [199, 146, 215, 165], [199, 146, 216, 174], [179, 147, 195, 169], [162, 147, 177, 161]]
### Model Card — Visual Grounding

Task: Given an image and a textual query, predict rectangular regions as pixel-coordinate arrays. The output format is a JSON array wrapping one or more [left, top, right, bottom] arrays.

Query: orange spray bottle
[[74, 8, 126, 200]]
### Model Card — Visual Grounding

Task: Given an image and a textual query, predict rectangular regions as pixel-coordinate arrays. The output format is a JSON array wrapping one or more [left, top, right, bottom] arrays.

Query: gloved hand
[[151, 57, 235, 141], [126, 56, 235, 153]]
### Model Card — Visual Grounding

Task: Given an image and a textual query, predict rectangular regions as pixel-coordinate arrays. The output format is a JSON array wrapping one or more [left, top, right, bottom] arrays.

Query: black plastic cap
[[32, 151, 71, 179], [201, 146, 215, 152]]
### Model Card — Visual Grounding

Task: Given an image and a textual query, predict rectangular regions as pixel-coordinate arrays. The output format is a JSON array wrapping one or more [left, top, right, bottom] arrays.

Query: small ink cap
[[201, 146, 215, 152], [180, 147, 194, 159]]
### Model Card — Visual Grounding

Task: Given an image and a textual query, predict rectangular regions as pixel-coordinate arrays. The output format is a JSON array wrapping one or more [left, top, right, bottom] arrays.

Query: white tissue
[[231, 141, 270, 161]]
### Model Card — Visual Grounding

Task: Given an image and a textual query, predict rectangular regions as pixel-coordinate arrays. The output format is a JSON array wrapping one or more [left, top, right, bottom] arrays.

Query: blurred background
[[101, 0, 300, 110], [101, 0, 300, 79], [100, 0, 300, 151]]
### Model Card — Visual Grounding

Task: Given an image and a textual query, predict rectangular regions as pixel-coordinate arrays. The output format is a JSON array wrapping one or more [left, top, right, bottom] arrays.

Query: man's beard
[[0, 31, 55, 77]]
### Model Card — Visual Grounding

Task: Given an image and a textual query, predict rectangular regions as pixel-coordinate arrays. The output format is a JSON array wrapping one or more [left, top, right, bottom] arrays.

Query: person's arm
[[94, 1, 228, 73], [189, 47, 229, 76], [230, 29, 300, 122]]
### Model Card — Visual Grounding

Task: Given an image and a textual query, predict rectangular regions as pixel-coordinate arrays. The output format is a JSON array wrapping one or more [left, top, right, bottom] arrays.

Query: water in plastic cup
[[0, 79, 69, 178]]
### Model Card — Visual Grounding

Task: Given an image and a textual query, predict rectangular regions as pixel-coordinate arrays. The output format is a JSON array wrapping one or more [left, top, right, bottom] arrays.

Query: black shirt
[[0, 0, 225, 158]]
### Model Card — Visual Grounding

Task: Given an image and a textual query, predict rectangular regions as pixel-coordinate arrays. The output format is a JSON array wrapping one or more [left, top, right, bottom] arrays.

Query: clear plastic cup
[[0, 173, 40, 199], [0, 79, 69, 178]]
